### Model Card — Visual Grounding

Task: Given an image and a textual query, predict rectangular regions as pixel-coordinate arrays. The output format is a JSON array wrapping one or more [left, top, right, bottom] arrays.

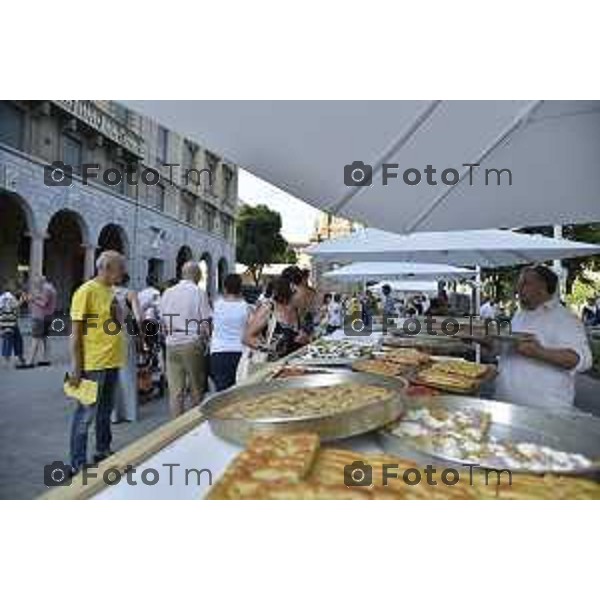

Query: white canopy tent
[[368, 280, 439, 294], [307, 228, 600, 268], [323, 261, 476, 281], [126, 100, 600, 233]]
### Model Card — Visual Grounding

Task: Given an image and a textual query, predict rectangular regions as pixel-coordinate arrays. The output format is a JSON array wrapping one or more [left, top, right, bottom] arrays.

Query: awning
[[126, 100, 600, 233], [306, 228, 600, 268], [368, 280, 439, 294], [322, 261, 476, 281]]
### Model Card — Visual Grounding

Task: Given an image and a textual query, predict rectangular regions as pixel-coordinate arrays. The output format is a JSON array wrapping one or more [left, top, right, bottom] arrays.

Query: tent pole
[[475, 265, 482, 364], [553, 224, 567, 299], [475, 265, 482, 316]]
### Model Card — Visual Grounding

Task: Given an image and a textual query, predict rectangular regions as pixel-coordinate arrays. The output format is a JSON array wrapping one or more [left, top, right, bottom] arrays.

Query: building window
[[0, 102, 24, 150], [205, 205, 216, 232], [205, 152, 219, 195], [183, 141, 195, 172], [151, 183, 165, 211], [181, 194, 195, 224], [157, 126, 168, 164], [63, 135, 82, 173], [223, 165, 235, 201], [221, 214, 233, 241]]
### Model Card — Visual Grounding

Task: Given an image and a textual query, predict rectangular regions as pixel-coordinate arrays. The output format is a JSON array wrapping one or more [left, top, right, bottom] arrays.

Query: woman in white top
[[210, 274, 251, 391], [326, 293, 343, 334]]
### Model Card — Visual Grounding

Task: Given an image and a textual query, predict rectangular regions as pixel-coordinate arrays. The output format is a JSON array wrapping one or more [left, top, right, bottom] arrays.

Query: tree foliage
[[482, 223, 600, 302], [520, 224, 600, 293], [235, 204, 291, 285]]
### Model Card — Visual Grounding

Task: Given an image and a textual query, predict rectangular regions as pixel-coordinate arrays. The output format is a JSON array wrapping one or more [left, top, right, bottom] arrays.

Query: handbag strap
[[264, 303, 277, 348]]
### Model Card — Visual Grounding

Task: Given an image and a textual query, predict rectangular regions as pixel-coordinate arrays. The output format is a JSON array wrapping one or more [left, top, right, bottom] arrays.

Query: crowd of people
[[0, 275, 57, 369], [2, 253, 595, 476], [62, 255, 327, 474]]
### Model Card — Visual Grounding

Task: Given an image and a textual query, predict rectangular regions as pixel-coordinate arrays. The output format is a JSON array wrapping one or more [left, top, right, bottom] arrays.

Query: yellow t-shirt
[[70, 279, 124, 371]]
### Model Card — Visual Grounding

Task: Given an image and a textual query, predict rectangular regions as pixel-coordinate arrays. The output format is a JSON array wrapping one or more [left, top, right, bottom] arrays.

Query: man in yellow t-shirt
[[69, 250, 126, 473]]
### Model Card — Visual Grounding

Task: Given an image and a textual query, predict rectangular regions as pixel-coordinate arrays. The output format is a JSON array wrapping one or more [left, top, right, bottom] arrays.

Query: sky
[[238, 169, 322, 244]]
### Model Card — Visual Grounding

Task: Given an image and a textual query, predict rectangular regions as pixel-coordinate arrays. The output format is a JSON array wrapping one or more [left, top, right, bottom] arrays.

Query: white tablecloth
[[94, 422, 382, 500]]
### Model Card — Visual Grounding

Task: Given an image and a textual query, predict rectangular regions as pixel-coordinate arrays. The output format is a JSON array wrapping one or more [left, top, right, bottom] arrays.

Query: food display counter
[[42, 338, 600, 500]]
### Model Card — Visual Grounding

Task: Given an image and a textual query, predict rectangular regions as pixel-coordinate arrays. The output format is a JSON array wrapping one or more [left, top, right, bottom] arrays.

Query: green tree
[[520, 224, 600, 294], [277, 245, 298, 265], [235, 204, 290, 285]]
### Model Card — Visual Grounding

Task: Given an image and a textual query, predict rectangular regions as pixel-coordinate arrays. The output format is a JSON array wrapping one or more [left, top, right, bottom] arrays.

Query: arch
[[0, 192, 35, 291], [217, 257, 229, 293], [198, 251, 213, 295], [96, 223, 130, 258], [43, 209, 87, 311], [176, 245, 193, 280]]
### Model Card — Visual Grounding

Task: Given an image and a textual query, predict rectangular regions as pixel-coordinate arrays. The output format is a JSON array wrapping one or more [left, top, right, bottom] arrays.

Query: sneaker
[[37, 361, 52, 367]]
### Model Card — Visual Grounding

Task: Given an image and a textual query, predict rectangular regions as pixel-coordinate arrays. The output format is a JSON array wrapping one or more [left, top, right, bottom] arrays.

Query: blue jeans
[[210, 352, 242, 391], [1, 326, 23, 358], [70, 368, 119, 470]]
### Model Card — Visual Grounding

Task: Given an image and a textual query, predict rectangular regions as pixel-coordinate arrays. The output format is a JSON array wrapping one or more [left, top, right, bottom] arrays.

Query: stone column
[[83, 244, 97, 280], [29, 231, 45, 280]]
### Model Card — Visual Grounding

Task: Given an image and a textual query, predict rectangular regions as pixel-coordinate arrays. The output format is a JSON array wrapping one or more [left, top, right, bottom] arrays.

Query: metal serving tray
[[266, 365, 342, 381], [379, 395, 600, 476], [383, 335, 470, 357], [201, 372, 407, 445]]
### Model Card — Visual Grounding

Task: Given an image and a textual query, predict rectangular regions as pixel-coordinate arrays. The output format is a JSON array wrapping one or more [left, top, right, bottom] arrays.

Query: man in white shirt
[[160, 262, 212, 418], [480, 297, 497, 320], [495, 265, 592, 410]]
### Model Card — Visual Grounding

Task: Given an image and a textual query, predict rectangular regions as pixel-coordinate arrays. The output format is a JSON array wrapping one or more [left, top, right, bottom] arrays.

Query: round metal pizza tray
[[379, 395, 600, 476], [201, 372, 407, 445]]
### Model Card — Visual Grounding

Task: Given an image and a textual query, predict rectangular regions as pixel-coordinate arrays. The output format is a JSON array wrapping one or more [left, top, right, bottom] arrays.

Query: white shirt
[[480, 301, 497, 320], [160, 280, 212, 346], [327, 301, 343, 327], [138, 286, 161, 319], [210, 298, 250, 354], [495, 298, 592, 410]]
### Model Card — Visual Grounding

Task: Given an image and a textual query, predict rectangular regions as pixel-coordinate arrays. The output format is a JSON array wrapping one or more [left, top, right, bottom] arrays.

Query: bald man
[[160, 261, 212, 418], [69, 250, 126, 473]]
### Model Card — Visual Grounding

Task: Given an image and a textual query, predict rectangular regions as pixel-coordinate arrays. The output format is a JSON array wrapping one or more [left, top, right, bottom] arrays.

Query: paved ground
[[0, 338, 170, 500], [1, 337, 599, 500]]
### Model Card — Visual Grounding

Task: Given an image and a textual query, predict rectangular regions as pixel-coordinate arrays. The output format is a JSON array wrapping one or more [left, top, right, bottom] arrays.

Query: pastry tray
[[379, 395, 600, 476], [201, 372, 407, 445]]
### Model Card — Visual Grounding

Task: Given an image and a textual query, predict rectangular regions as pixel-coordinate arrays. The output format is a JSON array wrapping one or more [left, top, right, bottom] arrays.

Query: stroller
[[136, 324, 165, 401]]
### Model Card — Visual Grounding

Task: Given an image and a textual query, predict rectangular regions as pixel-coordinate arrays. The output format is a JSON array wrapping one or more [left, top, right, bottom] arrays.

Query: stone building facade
[[0, 100, 237, 310]]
